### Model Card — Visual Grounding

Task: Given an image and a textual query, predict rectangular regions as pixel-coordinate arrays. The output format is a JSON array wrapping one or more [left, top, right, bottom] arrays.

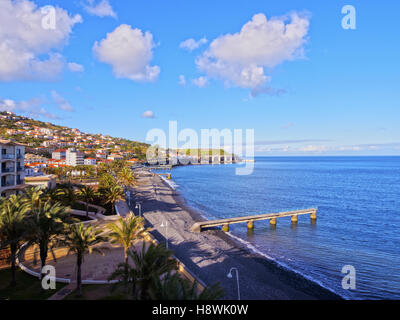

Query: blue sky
[[0, 0, 399, 155]]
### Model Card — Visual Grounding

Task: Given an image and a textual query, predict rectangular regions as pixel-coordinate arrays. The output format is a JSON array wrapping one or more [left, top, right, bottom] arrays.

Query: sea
[[163, 156, 400, 299]]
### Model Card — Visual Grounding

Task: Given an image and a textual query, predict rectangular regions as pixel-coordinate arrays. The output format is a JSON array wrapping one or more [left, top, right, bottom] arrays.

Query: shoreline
[[135, 168, 341, 300]]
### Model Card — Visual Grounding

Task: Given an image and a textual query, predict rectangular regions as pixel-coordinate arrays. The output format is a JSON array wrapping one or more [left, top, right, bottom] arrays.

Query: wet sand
[[132, 168, 341, 300]]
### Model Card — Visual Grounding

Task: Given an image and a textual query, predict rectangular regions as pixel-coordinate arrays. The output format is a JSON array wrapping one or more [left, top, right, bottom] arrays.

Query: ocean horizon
[[164, 156, 400, 299]]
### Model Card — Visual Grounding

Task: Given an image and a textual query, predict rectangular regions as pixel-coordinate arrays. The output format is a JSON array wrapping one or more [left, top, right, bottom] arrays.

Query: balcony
[[2, 167, 15, 173], [17, 166, 24, 172], [2, 154, 15, 160], [1, 181, 15, 187], [17, 154, 23, 160]]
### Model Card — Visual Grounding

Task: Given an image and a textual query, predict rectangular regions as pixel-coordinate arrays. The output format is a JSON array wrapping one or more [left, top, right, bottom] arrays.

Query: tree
[[107, 214, 145, 293], [22, 186, 43, 211], [98, 172, 117, 190], [59, 186, 77, 207], [117, 167, 136, 189], [62, 223, 108, 296], [107, 214, 146, 265], [77, 186, 96, 218], [109, 243, 177, 300], [0, 195, 29, 286], [26, 201, 70, 280], [41, 187, 62, 204], [103, 185, 124, 215]]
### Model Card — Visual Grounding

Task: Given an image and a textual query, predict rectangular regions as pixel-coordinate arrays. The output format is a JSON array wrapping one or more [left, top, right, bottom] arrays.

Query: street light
[[126, 191, 131, 207], [160, 221, 168, 249], [135, 203, 142, 217], [227, 267, 240, 300]]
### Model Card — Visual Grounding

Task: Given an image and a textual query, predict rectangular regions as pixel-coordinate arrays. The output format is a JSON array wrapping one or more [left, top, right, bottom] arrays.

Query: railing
[[17, 166, 24, 172], [2, 154, 15, 159], [1, 167, 15, 173], [17, 154, 23, 159]]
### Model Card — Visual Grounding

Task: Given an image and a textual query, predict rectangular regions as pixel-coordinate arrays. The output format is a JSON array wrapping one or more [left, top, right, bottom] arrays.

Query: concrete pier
[[191, 208, 318, 232]]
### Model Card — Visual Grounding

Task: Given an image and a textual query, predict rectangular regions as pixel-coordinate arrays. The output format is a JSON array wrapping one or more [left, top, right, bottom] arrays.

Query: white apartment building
[[66, 148, 84, 167], [0, 140, 26, 198], [52, 149, 66, 160]]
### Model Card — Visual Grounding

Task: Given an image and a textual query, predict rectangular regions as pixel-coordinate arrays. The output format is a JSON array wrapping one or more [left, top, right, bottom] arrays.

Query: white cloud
[[68, 62, 85, 72], [179, 37, 208, 51], [0, 0, 82, 82], [51, 90, 74, 112], [84, 0, 117, 19], [0, 97, 59, 119], [141, 110, 155, 119], [192, 76, 208, 88], [178, 75, 186, 86], [93, 24, 160, 82], [195, 12, 309, 94]]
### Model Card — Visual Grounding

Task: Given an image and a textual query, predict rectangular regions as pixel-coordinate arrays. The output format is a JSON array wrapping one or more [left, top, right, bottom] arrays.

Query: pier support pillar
[[222, 224, 230, 232], [270, 218, 277, 226], [310, 212, 317, 221], [247, 221, 254, 230], [291, 215, 298, 224]]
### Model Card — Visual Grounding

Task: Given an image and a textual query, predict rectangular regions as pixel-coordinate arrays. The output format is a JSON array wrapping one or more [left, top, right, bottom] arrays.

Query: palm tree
[[22, 186, 44, 212], [118, 167, 136, 189], [77, 186, 96, 218], [62, 223, 108, 296], [107, 214, 146, 265], [107, 214, 145, 293], [26, 201, 70, 279], [103, 185, 124, 215], [59, 186, 77, 207], [41, 187, 63, 204], [110, 243, 178, 300], [0, 195, 29, 286], [98, 172, 117, 190]]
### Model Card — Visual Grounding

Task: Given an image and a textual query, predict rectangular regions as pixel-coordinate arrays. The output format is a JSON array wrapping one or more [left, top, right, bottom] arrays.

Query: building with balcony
[[52, 149, 67, 160], [0, 139, 26, 198], [66, 148, 84, 167]]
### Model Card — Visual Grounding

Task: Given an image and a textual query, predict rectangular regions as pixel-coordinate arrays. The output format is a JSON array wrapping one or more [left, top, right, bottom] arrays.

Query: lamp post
[[227, 267, 240, 300], [126, 191, 131, 208], [135, 203, 142, 217], [161, 221, 169, 249]]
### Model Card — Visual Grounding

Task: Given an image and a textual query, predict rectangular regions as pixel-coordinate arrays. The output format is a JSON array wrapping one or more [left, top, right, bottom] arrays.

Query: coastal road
[[131, 169, 339, 300]]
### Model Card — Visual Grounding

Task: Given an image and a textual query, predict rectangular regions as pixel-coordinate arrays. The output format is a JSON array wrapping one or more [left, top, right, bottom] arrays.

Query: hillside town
[[1, 110, 147, 169]]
